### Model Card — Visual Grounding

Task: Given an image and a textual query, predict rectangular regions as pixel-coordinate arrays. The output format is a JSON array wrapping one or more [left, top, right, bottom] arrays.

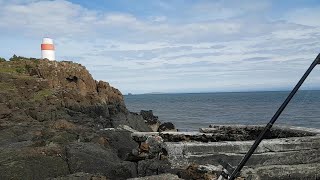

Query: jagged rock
[[130, 133, 165, 161], [100, 129, 139, 160], [110, 112, 152, 132], [0, 59, 152, 179], [0, 59, 151, 131], [145, 135, 164, 157], [158, 122, 177, 132], [140, 110, 160, 132], [31, 60, 124, 106], [140, 142, 150, 152]]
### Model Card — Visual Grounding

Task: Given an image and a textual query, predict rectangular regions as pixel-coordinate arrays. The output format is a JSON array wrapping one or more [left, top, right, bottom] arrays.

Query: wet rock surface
[[158, 122, 177, 132], [202, 125, 316, 141]]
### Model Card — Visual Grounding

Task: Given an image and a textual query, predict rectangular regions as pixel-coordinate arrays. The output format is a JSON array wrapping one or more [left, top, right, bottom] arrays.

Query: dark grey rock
[[158, 122, 177, 132], [140, 110, 160, 132], [110, 112, 152, 132], [47, 172, 107, 180], [145, 136, 164, 157], [0, 147, 69, 180], [128, 173, 182, 180], [137, 159, 172, 177], [66, 142, 137, 179], [100, 129, 139, 160]]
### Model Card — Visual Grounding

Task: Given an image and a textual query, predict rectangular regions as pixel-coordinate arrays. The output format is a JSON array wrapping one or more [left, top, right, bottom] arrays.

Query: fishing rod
[[219, 53, 320, 180]]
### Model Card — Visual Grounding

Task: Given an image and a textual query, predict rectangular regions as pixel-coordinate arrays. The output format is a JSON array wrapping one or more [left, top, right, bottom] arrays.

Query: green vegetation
[[25, 64, 33, 72], [0, 64, 27, 74], [0, 82, 16, 92], [33, 89, 53, 101], [15, 67, 25, 73], [9, 54, 19, 61], [0, 67, 18, 74], [0, 57, 6, 62], [9, 54, 38, 62], [0, 56, 39, 74]]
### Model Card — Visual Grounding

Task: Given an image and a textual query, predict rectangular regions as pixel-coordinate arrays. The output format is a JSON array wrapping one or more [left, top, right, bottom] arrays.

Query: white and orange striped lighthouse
[[41, 37, 55, 60]]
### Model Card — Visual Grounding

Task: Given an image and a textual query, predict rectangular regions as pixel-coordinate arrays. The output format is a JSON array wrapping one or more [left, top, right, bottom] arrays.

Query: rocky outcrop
[[31, 60, 121, 100], [139, 110, 177, 132], [158, 122, 177, 132], [140, 110, 160, 132], [0, 58, 151, 180]]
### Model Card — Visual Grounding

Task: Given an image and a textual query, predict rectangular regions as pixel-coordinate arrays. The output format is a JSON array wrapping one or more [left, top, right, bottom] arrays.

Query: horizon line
[[125, 89, 320, 95]]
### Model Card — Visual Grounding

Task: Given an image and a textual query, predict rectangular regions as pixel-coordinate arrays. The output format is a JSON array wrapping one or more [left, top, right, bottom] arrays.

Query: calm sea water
[[124, 90, 320, 131]]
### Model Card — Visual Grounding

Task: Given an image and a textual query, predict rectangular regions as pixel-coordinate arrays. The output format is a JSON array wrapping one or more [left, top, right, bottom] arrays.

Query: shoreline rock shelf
[[131, 125, 320, 179]]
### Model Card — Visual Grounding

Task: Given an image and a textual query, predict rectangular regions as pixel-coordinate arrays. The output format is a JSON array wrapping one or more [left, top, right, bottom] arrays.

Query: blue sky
[[0, 0, 320, 94]]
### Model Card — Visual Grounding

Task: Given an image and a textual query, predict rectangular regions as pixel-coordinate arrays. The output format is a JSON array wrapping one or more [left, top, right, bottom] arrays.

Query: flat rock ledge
[[131, 125, 320, 179], [128, 173, 182, 180]]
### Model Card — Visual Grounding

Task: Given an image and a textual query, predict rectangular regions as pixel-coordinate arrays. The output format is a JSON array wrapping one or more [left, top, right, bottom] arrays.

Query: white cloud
[[284, 7, 320, 27], [0, 0, 96, 37], [0, 0, 320, 93], [191, 0, 270, 21], [0, 0, 244, 42]]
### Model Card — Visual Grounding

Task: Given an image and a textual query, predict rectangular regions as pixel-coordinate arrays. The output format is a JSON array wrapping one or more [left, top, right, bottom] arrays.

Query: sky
[[0, 0, 320, 94]]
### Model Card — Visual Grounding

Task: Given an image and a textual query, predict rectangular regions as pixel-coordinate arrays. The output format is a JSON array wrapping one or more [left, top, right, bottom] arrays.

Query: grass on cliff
[[0, 66, 21, 74], [32, 89, 53, 101], [0, 56, 40, 75], [0, 64, 29, 75], [0, 82, 17, 92]]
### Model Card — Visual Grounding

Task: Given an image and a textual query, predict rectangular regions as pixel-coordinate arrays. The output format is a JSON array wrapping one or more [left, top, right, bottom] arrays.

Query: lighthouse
[[41, 38, 55, 60]]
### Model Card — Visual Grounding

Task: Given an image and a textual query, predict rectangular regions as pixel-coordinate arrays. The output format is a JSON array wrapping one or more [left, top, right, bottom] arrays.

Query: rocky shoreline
[[0, 57, 180, 180], [0, 57, 319, 180]]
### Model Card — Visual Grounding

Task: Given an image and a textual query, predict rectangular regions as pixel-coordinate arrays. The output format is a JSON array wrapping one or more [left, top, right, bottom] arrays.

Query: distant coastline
[[124, 89, 320, 96]]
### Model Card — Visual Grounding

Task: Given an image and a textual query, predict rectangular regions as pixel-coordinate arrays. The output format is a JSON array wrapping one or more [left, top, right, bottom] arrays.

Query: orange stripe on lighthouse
[[41, 44, 55, 50]]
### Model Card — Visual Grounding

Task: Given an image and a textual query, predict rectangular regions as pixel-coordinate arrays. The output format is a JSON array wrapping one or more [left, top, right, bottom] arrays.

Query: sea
[[124, 90, 320, 131]]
